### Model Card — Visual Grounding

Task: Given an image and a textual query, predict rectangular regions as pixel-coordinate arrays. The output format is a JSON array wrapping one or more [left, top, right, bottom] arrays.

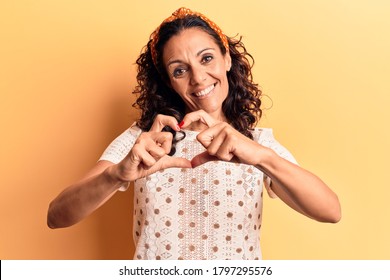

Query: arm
[[256, 148, 341, 223], [47, 123, 191, 229], [47, 160, 125, 229], [182, 110, 341, 223]]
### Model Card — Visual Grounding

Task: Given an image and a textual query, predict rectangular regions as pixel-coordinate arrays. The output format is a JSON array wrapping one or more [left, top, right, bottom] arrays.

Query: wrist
[[255, 146, 277, 173], [103, 164, 130, 190]]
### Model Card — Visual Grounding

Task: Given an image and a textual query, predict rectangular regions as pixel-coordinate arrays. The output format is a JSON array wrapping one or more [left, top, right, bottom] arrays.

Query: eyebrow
[[166, 47, 215, 67]]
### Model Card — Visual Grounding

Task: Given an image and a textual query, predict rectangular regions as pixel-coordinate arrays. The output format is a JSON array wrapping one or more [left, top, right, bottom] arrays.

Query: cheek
[[214, 63, 229, 81]]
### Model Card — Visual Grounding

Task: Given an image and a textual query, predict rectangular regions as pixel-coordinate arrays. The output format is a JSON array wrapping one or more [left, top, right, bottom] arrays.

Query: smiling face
[[162, 28, 231, 121]]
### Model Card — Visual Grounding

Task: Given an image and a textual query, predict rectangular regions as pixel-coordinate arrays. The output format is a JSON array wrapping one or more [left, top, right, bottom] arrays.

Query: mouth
[[193, 83, 216, 98]]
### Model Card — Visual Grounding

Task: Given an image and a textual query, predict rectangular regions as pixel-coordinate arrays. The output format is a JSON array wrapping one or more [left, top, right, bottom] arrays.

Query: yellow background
[[1, 0, 389, 259]]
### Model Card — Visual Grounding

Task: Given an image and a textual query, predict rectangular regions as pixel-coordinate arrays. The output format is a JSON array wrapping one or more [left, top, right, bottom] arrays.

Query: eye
[[202, 55, 213, 64], [172, 67, 187, 78]]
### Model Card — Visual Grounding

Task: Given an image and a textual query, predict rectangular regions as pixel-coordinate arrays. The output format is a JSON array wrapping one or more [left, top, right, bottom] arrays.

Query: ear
[[224, 53, 232, 72]]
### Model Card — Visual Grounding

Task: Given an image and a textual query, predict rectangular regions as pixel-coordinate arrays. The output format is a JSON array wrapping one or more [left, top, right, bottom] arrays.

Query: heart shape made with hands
[[149, 110, 241, 169]]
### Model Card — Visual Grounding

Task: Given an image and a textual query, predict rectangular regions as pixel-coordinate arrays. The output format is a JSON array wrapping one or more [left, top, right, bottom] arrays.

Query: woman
[[47, 7, 341, 260]]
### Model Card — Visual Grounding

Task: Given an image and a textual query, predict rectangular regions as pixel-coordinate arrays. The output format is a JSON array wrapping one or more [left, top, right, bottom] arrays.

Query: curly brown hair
[[133, 15, 262, 139]]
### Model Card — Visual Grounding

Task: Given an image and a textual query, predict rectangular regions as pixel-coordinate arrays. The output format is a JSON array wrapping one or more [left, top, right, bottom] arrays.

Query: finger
[[205, 135, 236, 162], [196, 132, 215, 148], [150, 114, 180, 132], [157, 132, 173, 154], [179, 110, 218, 129], [191, 151, 219, 168], [153, 132, 173, 154], [147, 144, 167, 159], [131, 144, 157, 168], [196, 123, 226, 149], [213, 136, 236, 161]]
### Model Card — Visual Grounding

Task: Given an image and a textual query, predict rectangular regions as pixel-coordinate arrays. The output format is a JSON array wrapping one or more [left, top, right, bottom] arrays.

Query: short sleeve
[[99, 124, 142, 191], [99, 123, 142, 164], [253, 128, 298, 198]]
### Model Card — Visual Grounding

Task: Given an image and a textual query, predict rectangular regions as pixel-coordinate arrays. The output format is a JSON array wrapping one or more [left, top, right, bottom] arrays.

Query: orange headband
[[150, 7, 229, 67]]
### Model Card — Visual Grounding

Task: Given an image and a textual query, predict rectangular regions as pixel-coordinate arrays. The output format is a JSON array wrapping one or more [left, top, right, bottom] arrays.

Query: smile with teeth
[[193, 84, 215, 97]]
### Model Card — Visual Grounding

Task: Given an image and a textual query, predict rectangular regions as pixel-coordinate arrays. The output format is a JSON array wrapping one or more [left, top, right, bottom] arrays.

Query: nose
[[190, 65, 206, 85]]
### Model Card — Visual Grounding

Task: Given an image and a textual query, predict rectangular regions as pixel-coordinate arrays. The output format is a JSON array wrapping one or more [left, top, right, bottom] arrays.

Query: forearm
[[257, 148, 341, 223], [47, 164, 126, 229]]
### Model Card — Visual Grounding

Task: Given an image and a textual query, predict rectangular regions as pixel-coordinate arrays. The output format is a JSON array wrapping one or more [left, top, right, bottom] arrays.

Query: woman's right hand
[[109, 115, 192, 183], [47, 115, 191, 229]]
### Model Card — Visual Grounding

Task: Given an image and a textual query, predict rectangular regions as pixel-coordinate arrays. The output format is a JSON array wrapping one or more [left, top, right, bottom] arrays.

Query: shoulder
[[119, 124, 143, 140], [251, 127, 275, 144], [99, 123, 143, 164], [251, 127, 298, 198], [107, 124, 143, 148], [252, 127, 298, 164]]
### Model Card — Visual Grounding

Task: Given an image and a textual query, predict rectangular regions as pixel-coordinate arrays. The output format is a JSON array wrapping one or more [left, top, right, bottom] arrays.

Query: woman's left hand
[[180, 110, 341, 223], [179, 110, 269, 167]]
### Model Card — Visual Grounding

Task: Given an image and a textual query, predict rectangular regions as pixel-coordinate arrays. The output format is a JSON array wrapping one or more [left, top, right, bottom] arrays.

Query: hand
[[114, 115, 192, 182], [180, 110, 267, 167]]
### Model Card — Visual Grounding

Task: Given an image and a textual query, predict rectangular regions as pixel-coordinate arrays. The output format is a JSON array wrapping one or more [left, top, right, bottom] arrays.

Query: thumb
[[191, 152, 219, 168], [162, 156, 192, 169]]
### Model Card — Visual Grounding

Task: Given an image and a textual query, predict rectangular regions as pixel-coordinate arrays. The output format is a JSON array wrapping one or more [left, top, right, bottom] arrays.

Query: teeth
[[194, 84, 214, 97]]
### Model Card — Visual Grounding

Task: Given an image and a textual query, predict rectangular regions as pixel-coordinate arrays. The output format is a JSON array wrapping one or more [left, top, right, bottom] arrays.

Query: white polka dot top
[[99, 125, 297, 260]]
